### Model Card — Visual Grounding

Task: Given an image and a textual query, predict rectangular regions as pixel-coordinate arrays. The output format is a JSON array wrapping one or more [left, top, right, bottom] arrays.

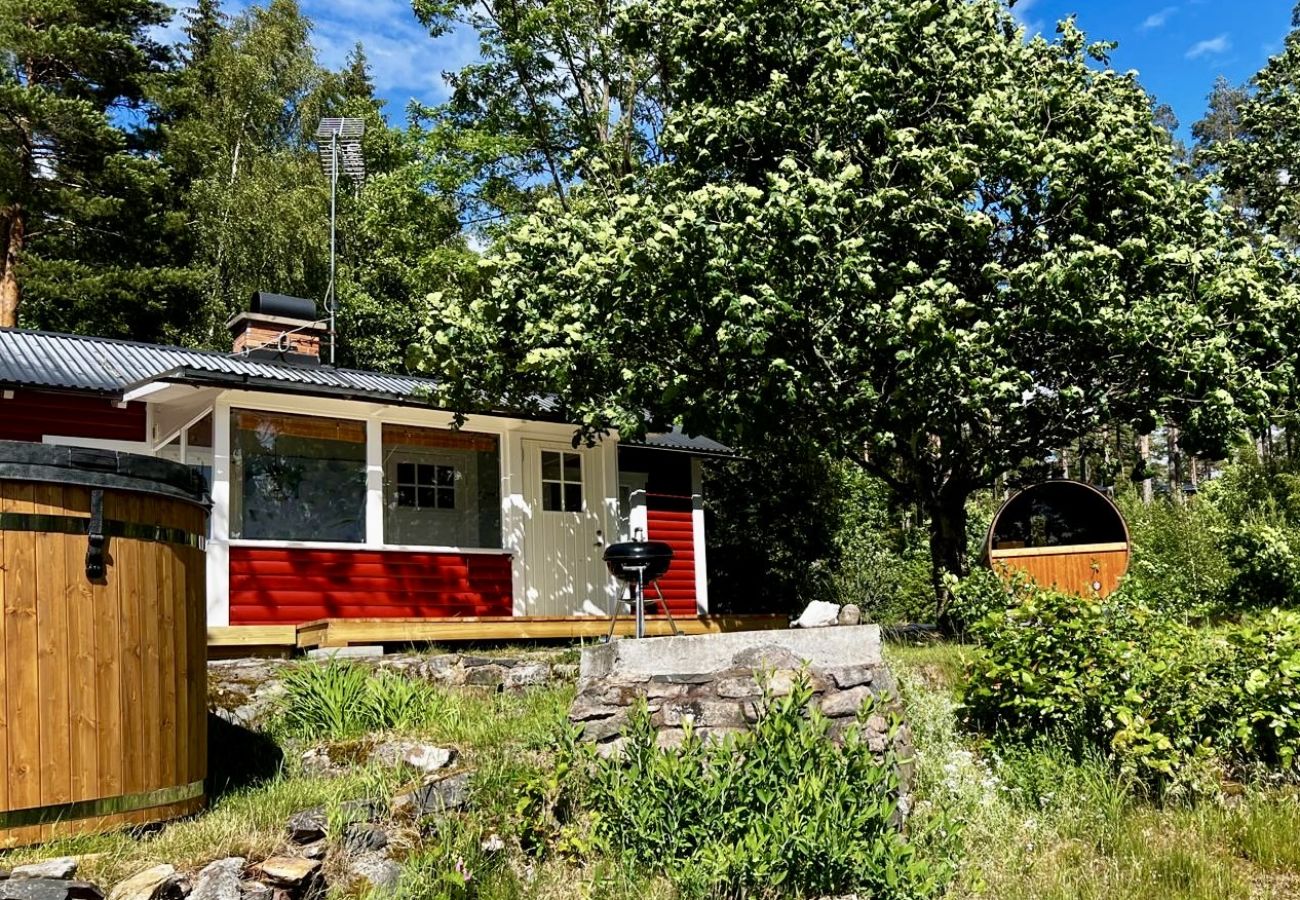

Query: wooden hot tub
[[0, 441, 209, 846], [985, 480, 1130, 597]]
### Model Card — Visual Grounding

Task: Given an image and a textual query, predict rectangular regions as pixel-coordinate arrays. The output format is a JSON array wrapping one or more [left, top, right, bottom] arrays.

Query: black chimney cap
[[250, 291, 318, 321]]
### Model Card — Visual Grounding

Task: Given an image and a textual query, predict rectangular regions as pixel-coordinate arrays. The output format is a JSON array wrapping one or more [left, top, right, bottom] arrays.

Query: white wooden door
[[521, 440, 610, 616]]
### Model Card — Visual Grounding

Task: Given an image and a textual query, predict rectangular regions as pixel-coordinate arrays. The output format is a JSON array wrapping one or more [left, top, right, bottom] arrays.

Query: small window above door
[[541, 450, 583, 512]]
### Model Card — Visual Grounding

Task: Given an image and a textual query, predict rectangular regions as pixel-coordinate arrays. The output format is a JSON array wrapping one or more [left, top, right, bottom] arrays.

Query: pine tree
[[0, 0, 172, 328]]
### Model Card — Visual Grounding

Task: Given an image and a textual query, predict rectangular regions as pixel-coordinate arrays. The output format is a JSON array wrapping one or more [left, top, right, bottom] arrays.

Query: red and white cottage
[[0, 298, 776, 649]]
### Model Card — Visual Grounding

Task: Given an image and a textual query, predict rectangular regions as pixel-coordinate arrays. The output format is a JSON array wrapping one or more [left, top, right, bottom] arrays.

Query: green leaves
[[575, 678, 954, 897]]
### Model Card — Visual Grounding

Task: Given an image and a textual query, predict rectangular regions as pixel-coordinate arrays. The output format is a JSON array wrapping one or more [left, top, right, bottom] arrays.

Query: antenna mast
[[314, 117, 366, 366]]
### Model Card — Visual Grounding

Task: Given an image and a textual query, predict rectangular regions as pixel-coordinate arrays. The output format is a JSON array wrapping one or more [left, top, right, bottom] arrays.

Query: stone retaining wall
[[570, 626, 911, 773]]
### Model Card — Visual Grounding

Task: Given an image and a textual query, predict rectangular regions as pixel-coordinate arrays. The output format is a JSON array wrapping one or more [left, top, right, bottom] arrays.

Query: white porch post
[[692, 457, 709, 614], [502, 424, 528, 617], [365, 416, 384, 547], [600, 436, 620, 610], [207, 396, 232, 627]]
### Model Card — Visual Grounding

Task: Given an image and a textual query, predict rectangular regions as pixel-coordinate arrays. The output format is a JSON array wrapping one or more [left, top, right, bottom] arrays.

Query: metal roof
[[0, 328, 735, 456]]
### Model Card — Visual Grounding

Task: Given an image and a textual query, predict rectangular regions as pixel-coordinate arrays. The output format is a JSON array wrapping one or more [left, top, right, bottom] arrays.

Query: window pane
[[563, 453, 582, 482], [186, 413, 213, 449], [541, 451, 562, 481], [397, 462, 416, 485], [230, 409, 366, 542], [564, 482, 583, 512], [397, 486, 416, 507], [543, 482, 563, 512], [381, 425, 501, 548]]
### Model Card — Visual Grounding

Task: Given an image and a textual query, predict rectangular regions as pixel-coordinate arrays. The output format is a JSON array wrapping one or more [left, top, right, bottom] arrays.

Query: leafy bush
[[578, 677, 954, 899], [1221, 521, 1300, 608], [1214, 611, 1300, 769], [963, 574, 1300, 789], [1121, 496, 1232, 616], [276, 662, 452, 739]]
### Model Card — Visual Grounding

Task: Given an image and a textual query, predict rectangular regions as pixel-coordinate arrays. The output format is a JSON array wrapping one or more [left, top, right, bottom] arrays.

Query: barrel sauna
[[0, 441, 209, 847], [985, 480, 1131, 597]]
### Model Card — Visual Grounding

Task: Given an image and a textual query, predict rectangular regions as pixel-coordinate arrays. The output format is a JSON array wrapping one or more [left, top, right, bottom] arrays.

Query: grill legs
[[605, 567, 679, 640]]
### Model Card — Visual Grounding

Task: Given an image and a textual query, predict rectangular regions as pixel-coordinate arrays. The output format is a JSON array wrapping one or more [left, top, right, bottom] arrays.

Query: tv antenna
[[314, 117, 366, 365]]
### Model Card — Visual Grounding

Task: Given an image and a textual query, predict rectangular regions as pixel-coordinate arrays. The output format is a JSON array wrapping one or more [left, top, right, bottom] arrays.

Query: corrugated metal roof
[[0, 328, 734, 455]]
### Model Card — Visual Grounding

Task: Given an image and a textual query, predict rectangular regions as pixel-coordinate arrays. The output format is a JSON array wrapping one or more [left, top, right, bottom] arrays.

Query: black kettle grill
[[603, 536, 678, 639]]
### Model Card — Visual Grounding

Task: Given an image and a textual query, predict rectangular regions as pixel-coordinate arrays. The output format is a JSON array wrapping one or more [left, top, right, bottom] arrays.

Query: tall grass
[[887, 641, 1300, 900]]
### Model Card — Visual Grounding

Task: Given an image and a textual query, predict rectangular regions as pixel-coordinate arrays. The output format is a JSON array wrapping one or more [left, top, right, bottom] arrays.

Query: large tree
[[0, 0, 182, 331], [417, 0, 1291, 618], [412, 0, 670, 231]]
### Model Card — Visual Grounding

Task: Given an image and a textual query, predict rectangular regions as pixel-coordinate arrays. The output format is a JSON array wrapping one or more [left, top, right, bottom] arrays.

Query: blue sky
[[1013, 0, 1296, 135], [159, 0, 1297, 138]]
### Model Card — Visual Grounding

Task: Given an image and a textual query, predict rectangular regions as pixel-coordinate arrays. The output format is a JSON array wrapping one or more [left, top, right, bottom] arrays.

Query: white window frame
[[540, 449, 585, 513]]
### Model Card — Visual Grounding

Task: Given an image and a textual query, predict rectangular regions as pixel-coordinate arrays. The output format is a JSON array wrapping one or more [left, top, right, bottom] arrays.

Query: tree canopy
[[416, 0, 1295, 614]]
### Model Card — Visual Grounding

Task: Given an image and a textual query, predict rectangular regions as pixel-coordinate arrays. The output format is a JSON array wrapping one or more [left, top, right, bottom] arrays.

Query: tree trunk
[[1139, 434, 1153, 504], [927, 491, 969, 628], [0, 205, 23, 328]]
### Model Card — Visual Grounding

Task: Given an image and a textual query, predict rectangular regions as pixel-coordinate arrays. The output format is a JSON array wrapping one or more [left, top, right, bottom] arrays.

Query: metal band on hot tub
[[0, 512, 206, 550], [0, 780, 206, 829]]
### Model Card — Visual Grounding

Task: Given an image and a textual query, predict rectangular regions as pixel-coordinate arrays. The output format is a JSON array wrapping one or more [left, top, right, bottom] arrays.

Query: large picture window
[[382, 424, 501, 547], [230, 410, 366, 542]]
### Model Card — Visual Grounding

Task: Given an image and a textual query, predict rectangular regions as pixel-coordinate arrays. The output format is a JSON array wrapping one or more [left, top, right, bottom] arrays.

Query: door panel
[[521, 441, 611, 616]]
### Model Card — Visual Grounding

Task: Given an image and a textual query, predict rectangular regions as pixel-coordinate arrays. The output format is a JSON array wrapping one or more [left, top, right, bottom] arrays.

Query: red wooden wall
[[228, 547, 513, 625], [0, 389, 146, 444], [646, 492, 698, 616], [621, 446, 700, 616]]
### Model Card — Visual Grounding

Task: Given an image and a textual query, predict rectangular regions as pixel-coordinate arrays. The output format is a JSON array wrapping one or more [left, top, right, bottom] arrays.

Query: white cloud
[[1139, 6, 1177, 31], [301, 0, 480, 109], [1185, 33, 1231, 60]]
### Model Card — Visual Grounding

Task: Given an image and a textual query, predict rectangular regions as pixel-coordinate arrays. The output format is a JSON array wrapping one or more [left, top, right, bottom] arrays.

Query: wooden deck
[[208, 614, 788, 651]]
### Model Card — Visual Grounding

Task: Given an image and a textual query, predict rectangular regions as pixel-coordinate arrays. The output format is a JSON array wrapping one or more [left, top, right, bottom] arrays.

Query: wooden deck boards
[[208, 615, 788, 650]]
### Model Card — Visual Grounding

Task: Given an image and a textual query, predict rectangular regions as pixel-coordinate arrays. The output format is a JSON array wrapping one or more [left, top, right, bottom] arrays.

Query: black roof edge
[[620, 442, 743, 461], [157, 368, 572, 425]]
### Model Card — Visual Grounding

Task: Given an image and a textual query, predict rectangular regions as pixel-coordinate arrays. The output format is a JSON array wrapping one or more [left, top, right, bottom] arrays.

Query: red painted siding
[[646, 493, 698, 616], [0, 389, 147, 443], [229, 547, 513, 625]]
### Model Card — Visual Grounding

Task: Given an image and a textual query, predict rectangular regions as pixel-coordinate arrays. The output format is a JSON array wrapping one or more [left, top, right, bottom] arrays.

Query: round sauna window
[[988, 480, 1127, 551], [984, 480, 1131, 597]]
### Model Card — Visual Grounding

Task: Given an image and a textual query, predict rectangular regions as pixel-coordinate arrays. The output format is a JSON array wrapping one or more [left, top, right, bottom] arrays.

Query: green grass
[[887, 639, 1300, 900]]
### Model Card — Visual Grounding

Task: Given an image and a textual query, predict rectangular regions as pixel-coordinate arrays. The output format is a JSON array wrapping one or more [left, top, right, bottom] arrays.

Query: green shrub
[[1213, 610, 1300, 769], [963, 574, 1300, 789], [578, 677, 954, 899], [1122, 497, 1231, 616], [1221, 521, 1300, 609]]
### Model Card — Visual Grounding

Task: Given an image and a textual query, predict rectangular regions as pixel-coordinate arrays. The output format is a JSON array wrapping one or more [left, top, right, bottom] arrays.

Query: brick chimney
[[228, 292, 328, 365]]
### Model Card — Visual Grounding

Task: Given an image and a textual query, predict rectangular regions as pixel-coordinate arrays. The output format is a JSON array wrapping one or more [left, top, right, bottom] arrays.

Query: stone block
[[792, 600, 841, 628], [188, 859, 244, 900], [306, 646, 383, 660], [819, 686, 873, 719], [11, 861, 78, 880], [838, 604, 862, 626], [579, 626, 882, 680], [714, 675, 763, 699], [256, 859, 319, 889], [464, 665, 506, 686], [656, 700, 745, 729], [0, 880, 103, 900], [106, 865, 180, 900], [568, 700, 621, 722], [827, 665, 875, 690]]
